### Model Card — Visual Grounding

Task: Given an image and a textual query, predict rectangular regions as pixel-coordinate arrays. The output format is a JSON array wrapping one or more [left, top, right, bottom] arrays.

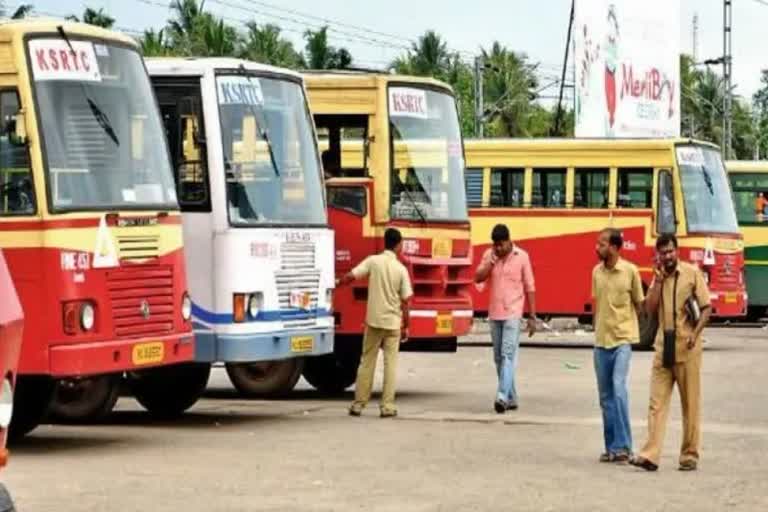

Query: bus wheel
[[129, 363, 210, 419], [225, 359, 304, 398], [302, 352, 360, 394], [8, 376, 54, 441], [746, 306, 766, 323], [635, 311, 658, 351], [0, 483, 16, 512], [49, 375, 121, 423]]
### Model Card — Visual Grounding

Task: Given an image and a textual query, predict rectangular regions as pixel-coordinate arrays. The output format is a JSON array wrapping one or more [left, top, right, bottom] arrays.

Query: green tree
[[302, 26, 352, 69], [240, 22, 301, 68], [752, 69, 768, 158], [0, 3, 32, 19], [393, 30, 451, 77], [141, 29, 174, 57], [66, 7, 116, 28], [168, 0, 205, 46]]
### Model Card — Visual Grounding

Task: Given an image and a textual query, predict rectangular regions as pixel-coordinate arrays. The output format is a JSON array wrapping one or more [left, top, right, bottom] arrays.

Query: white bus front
[[149, 59, 334, 396]]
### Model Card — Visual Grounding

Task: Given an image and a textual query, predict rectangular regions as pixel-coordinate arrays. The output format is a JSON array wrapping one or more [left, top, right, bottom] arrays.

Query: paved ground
[[5, 327, 768, 512]]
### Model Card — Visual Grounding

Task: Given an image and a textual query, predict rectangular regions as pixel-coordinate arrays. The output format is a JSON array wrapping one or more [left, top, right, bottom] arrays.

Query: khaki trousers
[[638, 351, 702, 466], [352, 326, 400, 413]]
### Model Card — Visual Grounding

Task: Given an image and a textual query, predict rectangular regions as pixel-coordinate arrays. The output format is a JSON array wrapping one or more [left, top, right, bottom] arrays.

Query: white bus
[[146, 58, 334, 395]]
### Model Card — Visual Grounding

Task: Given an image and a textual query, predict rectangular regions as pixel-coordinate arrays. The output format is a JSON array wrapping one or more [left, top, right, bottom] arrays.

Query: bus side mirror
[[7, 109, 28, 146]]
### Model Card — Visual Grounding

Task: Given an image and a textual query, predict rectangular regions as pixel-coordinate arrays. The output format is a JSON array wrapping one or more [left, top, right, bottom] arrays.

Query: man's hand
[[490, 252, 499, 266], [686, 336, 696, 350], [527, 317, 537, 337], [400, 327, 409, 343], [653, 264, 667, 282]]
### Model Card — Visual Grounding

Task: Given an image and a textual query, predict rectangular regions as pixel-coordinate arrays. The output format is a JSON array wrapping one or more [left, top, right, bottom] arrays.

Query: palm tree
[[83, 7, 115, 28], [199, 17, 238, 57], [141, 29, 172, 57], [481, 42, 539, 137], [168, 0, 206, 47], [302, 26, 352, 69], [240, 22, 301, 68], [0, 2, 33, 19]]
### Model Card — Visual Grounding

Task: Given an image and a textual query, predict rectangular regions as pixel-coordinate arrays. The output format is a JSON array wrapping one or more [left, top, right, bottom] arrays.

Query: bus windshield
[[729, 172, 768, 225], [216, 73, 325, 226], [677, 145, 739, 234], [388, 86, 468, 222], [30, 39, 176, 211]]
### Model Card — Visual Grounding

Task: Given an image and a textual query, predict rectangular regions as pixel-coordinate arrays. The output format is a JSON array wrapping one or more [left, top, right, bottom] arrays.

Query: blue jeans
[[490, 318, 521, 404], [594, 344, 633, 454]]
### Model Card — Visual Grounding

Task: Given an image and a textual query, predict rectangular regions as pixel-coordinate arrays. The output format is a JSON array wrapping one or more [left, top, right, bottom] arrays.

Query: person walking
[[631, 234, 711, 472], [336, 228, 413, 418], [475, 224, 537, 413], [592, 228, 644, 464]]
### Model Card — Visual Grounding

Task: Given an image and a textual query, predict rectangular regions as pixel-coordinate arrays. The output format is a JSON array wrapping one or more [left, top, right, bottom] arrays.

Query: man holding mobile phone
[[631, 234, 711, 472]]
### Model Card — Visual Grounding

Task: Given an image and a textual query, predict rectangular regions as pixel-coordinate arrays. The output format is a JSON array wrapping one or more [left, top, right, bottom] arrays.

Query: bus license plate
[[724, 292, 737, 304], [132, 342, 164, 366], [432, 238, 452, 259], [291, 336, 314, 353], [436, 313, 453, 335]]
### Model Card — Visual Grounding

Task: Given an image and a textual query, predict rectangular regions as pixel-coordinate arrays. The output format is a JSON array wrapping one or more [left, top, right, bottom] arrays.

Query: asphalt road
[[5, 327, 768, 511]]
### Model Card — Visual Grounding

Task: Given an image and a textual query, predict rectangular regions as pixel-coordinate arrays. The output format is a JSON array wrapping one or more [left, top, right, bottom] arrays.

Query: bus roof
[[145, 57, 303, 80], [464, 137, 721, 153], [725, 160, 768, 173], [302, 70, 454, 95], [0, 18, 137, 48]]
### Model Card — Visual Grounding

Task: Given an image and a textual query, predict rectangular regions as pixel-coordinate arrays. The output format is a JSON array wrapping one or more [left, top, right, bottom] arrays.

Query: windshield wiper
[[236, 64, 280, 177], [56, 25, 119, 147], [397, 174, 429, 225]]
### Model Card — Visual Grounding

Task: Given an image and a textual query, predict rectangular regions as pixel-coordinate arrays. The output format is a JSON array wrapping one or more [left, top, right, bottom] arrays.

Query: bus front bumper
[[193, 327, 334, 363], [48, 332, 196, 378], [408, 309, 474, 338]]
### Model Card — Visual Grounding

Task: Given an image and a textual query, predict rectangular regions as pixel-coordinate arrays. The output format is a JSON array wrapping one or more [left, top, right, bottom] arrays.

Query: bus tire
[[635, 312, 658, 351], [0, 484, 16, 512], [746, 306, 766, 323], [225, 359, 304, 398], [8, 376, 54, 441], [48, 374, 121, 423], [302, 352, 359, 394], [129, 363, 210, 419]]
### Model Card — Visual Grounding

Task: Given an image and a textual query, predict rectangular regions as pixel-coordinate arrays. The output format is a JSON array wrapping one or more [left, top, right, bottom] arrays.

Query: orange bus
[[464, 138, 746, 346], [304, 71, 473, 391]]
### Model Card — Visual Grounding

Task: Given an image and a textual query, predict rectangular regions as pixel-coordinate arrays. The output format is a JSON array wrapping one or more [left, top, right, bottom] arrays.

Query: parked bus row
[[0, 19, 757, 457]]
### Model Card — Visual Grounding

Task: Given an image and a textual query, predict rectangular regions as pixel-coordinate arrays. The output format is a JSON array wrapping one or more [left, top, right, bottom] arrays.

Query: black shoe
[[506, 402, 518, 411], [494, 399, 507, 414]]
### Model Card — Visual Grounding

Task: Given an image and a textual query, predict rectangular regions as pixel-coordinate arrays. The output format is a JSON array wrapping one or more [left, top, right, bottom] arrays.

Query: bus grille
[[280, 242, 316, 270], [117, 235, 161, 261], [275, 270, 321, 312], [107, 265, 175, 338]]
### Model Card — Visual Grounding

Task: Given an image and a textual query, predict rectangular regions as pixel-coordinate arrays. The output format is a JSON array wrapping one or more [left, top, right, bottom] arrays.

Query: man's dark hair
[[602, 228, 623, 250], [656, 233, 678, 250], [384, 228, 402, 250], [491, 224, 510, 243]]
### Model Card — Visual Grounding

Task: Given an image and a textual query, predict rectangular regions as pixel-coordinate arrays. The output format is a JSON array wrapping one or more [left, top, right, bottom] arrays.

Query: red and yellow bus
[[304, 71, 473, 391], [464, 138, 746, 346], [0, 21, 205, 437]]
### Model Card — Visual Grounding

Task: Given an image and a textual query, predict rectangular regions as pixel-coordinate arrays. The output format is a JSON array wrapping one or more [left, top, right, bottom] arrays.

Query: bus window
[[314, 115, 368, 178], [464, 168, 483, 207], [617, 168, 653, 208], [490, 168, 524, 207], [574, 168, 609, 209], [532, 168, 566, 208], [0, 90, 34, 215], [657, 170, 676, 234], [327, 186, 367, 216], [153, 81, 211, 212], [730, 173, 768, 223]]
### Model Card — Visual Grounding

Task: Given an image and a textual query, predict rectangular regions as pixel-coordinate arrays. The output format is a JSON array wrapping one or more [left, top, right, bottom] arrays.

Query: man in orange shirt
[[475, 224, 537, 413]]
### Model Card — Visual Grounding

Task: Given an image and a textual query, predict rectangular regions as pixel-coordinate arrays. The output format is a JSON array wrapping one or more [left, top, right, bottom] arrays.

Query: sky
[[12, 0, 768, 102]]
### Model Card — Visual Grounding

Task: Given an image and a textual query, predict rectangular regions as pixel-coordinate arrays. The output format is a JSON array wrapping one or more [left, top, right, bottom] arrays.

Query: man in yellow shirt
[[631, 234, 711, 472], [592, 228, 644, 463], [336, 228, 413, 418]]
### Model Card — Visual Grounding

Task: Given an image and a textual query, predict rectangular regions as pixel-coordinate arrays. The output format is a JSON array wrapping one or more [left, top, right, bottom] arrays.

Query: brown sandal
[[629, 456, 659, 472]]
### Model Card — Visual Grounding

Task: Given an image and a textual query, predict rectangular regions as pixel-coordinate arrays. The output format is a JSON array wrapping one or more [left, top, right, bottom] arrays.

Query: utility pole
[[553, 0, 575, 136], [692, 13, 699, 62], [723, 0, 733, 159], [474, 56, 484, 138]]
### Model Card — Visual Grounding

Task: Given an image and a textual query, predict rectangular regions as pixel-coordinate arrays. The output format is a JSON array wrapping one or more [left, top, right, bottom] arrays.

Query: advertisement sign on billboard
[[574, 0, 681, 138]]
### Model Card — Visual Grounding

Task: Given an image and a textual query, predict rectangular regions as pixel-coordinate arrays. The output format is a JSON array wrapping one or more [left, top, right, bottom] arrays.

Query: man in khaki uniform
[[336, 228, 413, 418], [631, 234, 711, 472]]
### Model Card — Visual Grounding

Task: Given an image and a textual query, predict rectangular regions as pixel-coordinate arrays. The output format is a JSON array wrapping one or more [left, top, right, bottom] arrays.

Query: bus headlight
[[248, 293, 263, 319], [326, 288, 334, 312], [0, 379, 13, 429], [181, 293, 192, 321], [80, 302, 95, 331]]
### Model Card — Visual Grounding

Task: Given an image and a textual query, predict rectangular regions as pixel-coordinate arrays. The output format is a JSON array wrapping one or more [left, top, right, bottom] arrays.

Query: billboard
[[574, 0, 681, 138]]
